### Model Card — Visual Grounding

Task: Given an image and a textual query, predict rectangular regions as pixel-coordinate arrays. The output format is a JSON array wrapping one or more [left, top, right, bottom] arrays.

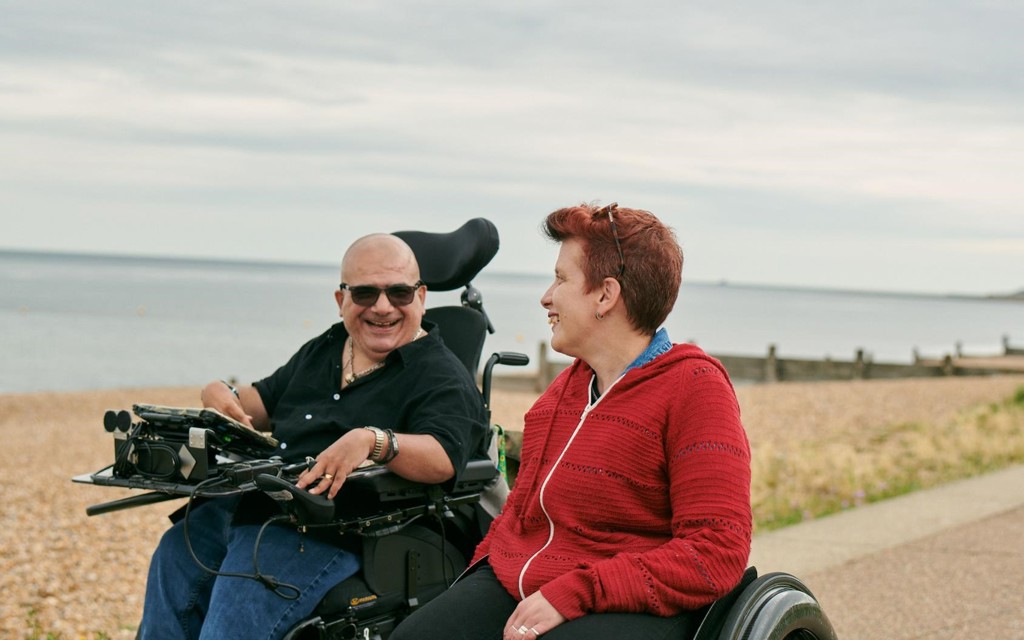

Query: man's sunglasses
[[340, 281, 424, 307]]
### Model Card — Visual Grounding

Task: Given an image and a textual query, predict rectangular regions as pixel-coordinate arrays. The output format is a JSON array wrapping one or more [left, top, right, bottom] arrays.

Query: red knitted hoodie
[[473, 344, 752, 620]]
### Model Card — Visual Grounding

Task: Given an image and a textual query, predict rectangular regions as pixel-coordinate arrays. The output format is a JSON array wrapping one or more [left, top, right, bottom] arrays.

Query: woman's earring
[[595, 311, 604, 320]]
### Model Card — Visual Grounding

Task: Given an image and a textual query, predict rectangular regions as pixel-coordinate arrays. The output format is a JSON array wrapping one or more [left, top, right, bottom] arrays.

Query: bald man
[[139, 234, 488, 640]]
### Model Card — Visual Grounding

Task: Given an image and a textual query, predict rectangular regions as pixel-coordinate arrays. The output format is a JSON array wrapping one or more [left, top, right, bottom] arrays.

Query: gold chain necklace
[[343, 328, 424, 385], [344, 338, 385, 385]]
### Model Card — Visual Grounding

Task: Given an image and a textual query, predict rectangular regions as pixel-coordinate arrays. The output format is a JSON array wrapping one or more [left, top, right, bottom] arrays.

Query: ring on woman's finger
[[322, 473, 334, 481], [518, 626, 530, 635], [529, 628, 539, 636]]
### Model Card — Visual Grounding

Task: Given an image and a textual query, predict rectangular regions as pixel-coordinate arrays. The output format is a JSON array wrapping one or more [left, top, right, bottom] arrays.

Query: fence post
[[942, 354, 955, 376], [853, 349, 866, 379], [764, 344, 779, 383]]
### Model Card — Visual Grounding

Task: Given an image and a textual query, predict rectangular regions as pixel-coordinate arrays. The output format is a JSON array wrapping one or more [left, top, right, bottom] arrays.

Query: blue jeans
[[139, 497, 360, 640]]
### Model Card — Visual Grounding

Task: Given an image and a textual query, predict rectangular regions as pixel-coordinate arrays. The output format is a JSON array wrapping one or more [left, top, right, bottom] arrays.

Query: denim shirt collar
[[624, 327, 672, 375], [589, 328, 672, 405]]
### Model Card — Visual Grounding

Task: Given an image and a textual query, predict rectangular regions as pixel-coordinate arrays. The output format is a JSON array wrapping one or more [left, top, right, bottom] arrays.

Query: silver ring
[[529, 629, 539, 636], [517, 626, 528, 635]]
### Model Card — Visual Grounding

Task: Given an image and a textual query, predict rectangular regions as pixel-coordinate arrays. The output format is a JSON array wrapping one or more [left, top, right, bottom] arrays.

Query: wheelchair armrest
[[340, 458, 498, 506], [259, 459, 499, 528], [453, 458, 501, 492]]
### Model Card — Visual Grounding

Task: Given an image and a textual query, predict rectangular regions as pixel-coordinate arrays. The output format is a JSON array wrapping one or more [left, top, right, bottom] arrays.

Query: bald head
[[337, 233, 427, 360], [341, 234, 420, 283]]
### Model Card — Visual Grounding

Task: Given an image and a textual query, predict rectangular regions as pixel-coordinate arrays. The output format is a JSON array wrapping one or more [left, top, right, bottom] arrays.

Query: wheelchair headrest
[[393, 218, 499, 291]]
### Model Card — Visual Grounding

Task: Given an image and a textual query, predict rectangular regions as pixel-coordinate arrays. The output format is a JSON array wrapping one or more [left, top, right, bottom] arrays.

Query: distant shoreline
[[3, 246, 1020, 301]]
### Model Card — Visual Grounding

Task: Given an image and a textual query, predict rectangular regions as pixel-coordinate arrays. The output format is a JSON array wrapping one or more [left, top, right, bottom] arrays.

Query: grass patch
[[752, 385, 1024, 531]]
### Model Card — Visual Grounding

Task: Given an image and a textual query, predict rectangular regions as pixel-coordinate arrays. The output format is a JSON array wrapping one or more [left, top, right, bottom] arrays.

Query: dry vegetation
[[2, 376, 1023, 638], [738, 378, 1024, 530]]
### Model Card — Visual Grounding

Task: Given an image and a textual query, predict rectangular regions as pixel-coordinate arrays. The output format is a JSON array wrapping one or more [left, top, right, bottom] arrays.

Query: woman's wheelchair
[[74, 218, 836, 640]]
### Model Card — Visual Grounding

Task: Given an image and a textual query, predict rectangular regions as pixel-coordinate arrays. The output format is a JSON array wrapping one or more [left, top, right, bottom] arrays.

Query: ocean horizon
[[2, 249, 1022, 394], [4, 247, 1021, 300]]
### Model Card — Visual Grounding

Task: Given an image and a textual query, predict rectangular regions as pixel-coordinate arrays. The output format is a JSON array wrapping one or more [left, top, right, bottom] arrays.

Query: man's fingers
[[308, 470, 344, 498]]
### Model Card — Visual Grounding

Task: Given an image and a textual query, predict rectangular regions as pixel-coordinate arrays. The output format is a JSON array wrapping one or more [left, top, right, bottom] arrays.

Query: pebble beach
[[2, 375, 1023, 639]]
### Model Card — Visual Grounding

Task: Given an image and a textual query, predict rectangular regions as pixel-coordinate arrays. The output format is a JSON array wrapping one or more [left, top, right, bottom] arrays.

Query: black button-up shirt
[[252, 321, 488, 480]]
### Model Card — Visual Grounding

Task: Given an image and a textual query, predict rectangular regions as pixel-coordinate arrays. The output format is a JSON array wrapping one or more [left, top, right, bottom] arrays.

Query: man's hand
[[503, 590, 566, 640], [296, 428, 376, 500], [200, 380, 264, 429]]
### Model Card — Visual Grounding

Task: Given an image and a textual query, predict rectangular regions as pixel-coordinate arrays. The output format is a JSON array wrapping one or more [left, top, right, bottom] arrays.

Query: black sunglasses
[[340, 281, 424, 307], [595, 202, 626, 278]]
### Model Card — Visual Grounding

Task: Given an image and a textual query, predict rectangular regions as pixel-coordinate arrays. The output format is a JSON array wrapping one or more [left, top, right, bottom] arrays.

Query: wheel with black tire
[[717, 572, 837, 640]]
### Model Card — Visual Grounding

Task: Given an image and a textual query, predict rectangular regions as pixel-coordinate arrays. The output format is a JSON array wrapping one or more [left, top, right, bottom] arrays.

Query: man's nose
[[370, 290, 395, 311]]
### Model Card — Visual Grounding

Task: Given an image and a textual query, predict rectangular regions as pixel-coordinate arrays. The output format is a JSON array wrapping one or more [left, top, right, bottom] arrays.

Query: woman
[[391, 203, 751, 640]]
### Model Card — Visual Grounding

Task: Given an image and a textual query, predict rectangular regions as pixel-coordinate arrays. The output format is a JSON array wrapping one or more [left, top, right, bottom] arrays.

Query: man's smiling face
[[336, 235, 426, 361]]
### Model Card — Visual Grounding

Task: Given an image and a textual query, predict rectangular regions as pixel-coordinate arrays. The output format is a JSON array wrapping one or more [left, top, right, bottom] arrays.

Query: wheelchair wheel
[[717, 572, 837, 640]]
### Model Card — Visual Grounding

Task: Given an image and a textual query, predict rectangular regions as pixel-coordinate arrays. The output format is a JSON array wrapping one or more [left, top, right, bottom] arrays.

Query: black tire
[[717, 572, 837, 640]]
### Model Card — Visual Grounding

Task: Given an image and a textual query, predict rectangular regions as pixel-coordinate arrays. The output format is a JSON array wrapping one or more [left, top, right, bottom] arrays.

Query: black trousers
[[390, 563, 698, 640]]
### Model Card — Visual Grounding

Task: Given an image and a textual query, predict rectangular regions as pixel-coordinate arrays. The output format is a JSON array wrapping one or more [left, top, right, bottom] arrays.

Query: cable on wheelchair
[[431, 510, 453, 588], [111, 421, 145, 478], [180, 475, 303, 601], [251, 514, 303, 600]]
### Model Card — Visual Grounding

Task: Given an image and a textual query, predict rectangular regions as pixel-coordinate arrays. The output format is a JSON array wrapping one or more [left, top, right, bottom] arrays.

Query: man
[[139, 234, 489, 640]]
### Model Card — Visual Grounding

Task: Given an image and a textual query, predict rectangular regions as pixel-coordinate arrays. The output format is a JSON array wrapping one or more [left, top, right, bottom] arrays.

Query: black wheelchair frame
[[74, 218, 837, 640]]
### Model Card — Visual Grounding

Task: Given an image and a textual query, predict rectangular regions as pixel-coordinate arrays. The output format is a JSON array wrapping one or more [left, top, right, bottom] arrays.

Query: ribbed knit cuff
[[538, 570, 597, 620]]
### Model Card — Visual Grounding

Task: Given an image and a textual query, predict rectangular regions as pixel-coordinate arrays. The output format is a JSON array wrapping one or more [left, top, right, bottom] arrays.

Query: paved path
[[749, 465, 1024, 639]]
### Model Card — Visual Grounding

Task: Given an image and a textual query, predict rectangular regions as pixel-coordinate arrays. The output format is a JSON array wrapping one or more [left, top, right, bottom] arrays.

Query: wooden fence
[[497, 335, 1024, 390]]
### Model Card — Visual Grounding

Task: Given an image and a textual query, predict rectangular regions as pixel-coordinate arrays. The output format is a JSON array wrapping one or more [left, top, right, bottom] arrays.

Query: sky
[[1, 1, 1022, 296]]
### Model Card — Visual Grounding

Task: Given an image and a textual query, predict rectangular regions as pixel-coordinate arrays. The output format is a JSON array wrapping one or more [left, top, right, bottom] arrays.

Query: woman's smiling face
[[541, 238, 598, 359]]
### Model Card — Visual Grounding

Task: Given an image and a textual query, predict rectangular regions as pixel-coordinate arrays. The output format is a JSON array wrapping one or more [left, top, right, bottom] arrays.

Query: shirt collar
[[624, 327, 671, 374], [589, 327, 673, 403]]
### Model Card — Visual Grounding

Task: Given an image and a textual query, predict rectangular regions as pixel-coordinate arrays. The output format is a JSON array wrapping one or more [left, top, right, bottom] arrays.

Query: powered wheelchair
[[74, 218, 836, 640]]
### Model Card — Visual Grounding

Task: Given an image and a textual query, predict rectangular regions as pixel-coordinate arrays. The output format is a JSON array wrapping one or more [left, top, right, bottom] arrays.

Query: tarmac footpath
[[749, 464, 1024, 639]]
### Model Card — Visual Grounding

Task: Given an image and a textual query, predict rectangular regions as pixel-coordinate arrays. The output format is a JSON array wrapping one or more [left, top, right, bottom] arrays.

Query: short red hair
[[543, 202, 683, 335]]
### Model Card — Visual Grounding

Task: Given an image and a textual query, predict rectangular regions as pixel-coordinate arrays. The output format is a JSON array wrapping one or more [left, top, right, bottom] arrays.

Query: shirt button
[[333, 394, 340, 401], [280, 443, 288, 449], [305, 414, 312, 420]]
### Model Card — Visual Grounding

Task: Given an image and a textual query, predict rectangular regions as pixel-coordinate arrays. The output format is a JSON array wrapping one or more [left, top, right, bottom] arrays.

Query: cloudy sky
[[2, 1, 1021, 295]]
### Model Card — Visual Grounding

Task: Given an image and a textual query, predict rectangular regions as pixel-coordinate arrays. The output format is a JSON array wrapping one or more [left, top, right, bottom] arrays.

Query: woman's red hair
[[543, 202, 683, 335]]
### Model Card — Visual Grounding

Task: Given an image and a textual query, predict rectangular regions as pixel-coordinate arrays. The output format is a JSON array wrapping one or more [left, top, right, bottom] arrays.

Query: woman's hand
[[503, 591, 566, 640]]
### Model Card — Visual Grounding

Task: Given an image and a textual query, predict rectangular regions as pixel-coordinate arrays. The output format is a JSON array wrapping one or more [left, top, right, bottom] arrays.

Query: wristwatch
[[220, 379, 240, 398], [363, 426, 386, 462]]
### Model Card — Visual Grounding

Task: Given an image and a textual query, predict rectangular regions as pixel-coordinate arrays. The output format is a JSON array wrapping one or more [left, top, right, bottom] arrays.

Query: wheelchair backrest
[[393, 218, 499, 377], [393, 218, 499, 292], [423, 306, 488, 376]]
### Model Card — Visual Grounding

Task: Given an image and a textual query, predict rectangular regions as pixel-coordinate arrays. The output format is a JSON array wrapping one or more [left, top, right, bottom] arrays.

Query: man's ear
[[335, 289, 345, 315]]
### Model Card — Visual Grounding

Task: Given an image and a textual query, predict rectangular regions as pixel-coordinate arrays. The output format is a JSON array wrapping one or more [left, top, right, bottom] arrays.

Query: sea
[[2, 250, 1022, 394]]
